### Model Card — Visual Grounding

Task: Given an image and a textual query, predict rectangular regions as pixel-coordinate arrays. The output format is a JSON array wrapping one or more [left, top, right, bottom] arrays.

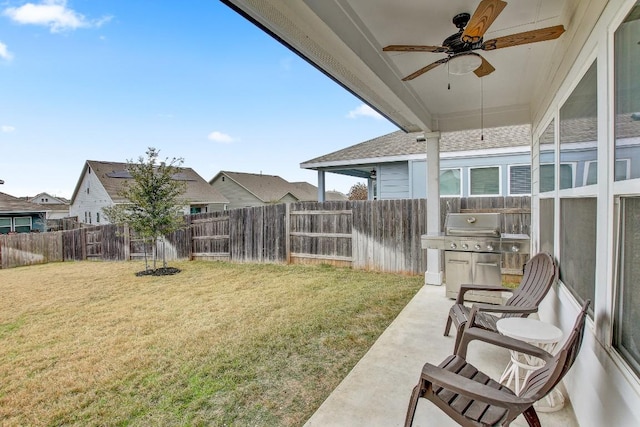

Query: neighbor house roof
[[71, 161, 228, 205], [301, 124, 532, 168], [210, 171, 309, 203], [0, 192, 47, 214]]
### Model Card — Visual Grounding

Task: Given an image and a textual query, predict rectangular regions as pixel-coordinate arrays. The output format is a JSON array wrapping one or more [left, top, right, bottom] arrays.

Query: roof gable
[[71, 160, 228, 205], [212, 171, 312, 203]]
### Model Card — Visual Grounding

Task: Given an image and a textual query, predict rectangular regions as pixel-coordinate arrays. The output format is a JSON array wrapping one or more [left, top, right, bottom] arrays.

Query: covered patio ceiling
[[222, 0, 575, 133]]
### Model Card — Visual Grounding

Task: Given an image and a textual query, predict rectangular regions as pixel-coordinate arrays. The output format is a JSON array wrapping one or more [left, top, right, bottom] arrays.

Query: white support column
[[317, 170, 326, 202], [425, 131, 443, 286]]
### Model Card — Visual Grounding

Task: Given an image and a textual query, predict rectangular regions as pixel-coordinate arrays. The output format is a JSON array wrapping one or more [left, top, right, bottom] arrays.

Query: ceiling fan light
[[448, 53, 482, 75]]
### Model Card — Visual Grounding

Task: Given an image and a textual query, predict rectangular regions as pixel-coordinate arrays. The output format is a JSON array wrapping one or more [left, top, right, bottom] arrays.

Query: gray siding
[[210, 176, 263, 210], [379, 162, 410, 199]]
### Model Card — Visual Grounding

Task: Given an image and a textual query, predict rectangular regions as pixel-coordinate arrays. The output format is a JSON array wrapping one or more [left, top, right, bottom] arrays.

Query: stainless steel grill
[[422, 213, 530, 303]]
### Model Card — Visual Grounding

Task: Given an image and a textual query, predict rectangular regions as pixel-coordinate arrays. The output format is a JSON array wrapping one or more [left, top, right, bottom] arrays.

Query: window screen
[[13, 217, 32, 233], [0, 218, 11, 234], [470, 167, 500, 195], [614, 197, 640, 376], [560, 197, 597, 314], [440, 169, 461, 196], [510, 165, 531, 195]]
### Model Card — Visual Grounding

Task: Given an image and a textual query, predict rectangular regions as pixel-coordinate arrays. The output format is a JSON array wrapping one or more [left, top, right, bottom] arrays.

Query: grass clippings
[[0, 260, 423, 426]]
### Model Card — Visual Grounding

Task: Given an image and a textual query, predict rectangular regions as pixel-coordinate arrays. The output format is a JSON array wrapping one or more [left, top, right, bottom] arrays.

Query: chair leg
[[444, 314, 453, 336], [404, 384, 422, 427], [522, 406, 542, 427], [452, 323, 466, 354]]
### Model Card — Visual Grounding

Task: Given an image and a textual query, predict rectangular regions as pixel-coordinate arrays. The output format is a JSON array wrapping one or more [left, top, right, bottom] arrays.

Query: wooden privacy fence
[[0, 197, 531, 275]]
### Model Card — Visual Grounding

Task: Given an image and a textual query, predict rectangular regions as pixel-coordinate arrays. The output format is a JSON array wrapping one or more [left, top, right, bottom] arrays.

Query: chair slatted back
[[519, 300, 591, 400], [502, 252, 556, 319]]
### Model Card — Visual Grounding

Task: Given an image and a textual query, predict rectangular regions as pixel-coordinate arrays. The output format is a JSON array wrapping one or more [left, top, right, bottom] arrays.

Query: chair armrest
[[470, 303, 538, 315], [420, 363, 530, 407], [457, 284, 513, 304], [456, 327, 553, 361]]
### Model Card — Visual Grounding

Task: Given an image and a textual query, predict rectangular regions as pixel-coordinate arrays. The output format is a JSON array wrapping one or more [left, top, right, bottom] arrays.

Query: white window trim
[[468, 165, 502, 197], [439, 167, 462, 197], [584, 160, 598, 186], [508, 164, 532, 196]]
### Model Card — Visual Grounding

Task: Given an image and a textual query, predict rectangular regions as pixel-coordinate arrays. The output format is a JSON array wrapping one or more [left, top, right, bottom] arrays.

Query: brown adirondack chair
[[445, 252, 557, 353], [405, 300, 590, 427]]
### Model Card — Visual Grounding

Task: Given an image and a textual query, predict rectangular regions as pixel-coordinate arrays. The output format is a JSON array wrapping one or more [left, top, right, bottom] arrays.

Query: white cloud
[[2, 125, 16, 133], [2, 0, 112, 33], [207, 131, 235, 144], [0, 41, 13, 61], [346, 104, 383, 120]]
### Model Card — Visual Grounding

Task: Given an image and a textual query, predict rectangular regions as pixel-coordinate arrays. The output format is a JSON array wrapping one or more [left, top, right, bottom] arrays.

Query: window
[[13, 217, 32, 233], [509, 165, 531, 195], [539, 198, 555, 256], [96, 212, 100, 223], [560, 61, 598, 189], [615, 3, 640, 182], [560, 198, 596, 315], [585, 161, 598, 186], [84, 212, 88, 223], [614, 197, 640, 376], [469, 166, 500, 196], [0, 218, 11, 234], [440, 169, 461, 196]]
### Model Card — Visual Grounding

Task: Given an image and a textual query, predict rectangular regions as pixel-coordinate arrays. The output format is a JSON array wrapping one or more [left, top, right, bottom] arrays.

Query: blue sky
[[0, 0, 397, 199]]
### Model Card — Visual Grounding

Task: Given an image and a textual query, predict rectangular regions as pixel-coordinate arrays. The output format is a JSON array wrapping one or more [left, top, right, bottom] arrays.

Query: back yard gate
[[0, 197, 530, 275]]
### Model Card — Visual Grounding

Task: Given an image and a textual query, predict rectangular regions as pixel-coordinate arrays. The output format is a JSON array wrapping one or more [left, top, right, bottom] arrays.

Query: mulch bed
[[135, 267, 182, 277]]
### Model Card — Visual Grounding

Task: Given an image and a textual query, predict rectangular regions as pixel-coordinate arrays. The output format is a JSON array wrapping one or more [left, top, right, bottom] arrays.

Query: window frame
[[439, 167, 462, 197], [468, 165, 502, 197], [508, 164, 532, 196]]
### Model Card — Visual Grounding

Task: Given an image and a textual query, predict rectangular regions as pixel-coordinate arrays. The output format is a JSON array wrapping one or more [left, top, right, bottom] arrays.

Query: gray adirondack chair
[[406, 300, 590, 427], [445, 252, 557, 353]]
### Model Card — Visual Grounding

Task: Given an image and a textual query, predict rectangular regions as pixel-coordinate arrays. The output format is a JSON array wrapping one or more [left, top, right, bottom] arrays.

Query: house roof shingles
[[0, 192, 47, 214], [76, 161, 228, 205], [301, 124, 532, 167], [213, 171, 309, 203]]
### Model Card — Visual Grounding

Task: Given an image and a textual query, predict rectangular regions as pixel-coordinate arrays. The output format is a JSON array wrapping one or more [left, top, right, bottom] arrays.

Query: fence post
[[123, 223, 130, 260], [285, 203, 291, 264]]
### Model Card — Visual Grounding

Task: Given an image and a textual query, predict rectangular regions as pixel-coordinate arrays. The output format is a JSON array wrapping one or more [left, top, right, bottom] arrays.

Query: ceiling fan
[[382, 0, 566, 81]]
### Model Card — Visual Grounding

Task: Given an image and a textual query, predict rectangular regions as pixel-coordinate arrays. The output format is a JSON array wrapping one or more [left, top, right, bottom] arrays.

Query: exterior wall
[[210, 175, 264, 209], [45, 210, 70, 220], [279, 194, 299, 204], [377, 152, 532, 200], [69, 167, 113, 225], [531, 1, 640, 426], [379, 162, 410, 199]]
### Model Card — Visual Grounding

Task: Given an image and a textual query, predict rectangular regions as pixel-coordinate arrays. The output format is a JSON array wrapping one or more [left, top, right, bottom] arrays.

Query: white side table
[[496, 317, 564, 412]]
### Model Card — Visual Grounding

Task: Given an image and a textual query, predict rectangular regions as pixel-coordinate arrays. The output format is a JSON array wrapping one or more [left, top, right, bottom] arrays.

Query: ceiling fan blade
[[473, 55, 495, 77], [383, 45, 448, 53], [461, 0, 507, 43], [482, 25, 566, 50], [402, 58, 449, 81]]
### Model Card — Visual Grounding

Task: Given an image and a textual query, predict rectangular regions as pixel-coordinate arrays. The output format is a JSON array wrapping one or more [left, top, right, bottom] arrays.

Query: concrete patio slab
[[305, 285, 579, 427]]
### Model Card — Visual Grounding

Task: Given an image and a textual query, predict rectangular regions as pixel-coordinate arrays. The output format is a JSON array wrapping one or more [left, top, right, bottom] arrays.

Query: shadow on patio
[[305, 285, 579, 427]]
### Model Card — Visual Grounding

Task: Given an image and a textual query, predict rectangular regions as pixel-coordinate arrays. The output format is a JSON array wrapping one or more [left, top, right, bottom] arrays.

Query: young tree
[[347, 182, 369, 200], [104, 148, 187, 272]]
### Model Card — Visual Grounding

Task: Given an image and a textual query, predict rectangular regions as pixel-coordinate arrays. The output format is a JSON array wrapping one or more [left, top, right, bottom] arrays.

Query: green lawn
[[0, 260, 423, 426]]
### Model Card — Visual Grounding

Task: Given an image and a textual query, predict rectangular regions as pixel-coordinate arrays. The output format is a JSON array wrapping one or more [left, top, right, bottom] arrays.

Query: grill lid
[[445, 213, 501, 237]]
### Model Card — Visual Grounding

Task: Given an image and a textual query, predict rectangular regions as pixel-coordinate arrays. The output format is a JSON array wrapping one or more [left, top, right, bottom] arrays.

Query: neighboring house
[[25, 192, 70, 220], [301, 124, 533, 200], [69, 160, 229, 225], [209, 171, 338, 209], [0, 192, 46, 234], [290, 181, 348, 201]]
